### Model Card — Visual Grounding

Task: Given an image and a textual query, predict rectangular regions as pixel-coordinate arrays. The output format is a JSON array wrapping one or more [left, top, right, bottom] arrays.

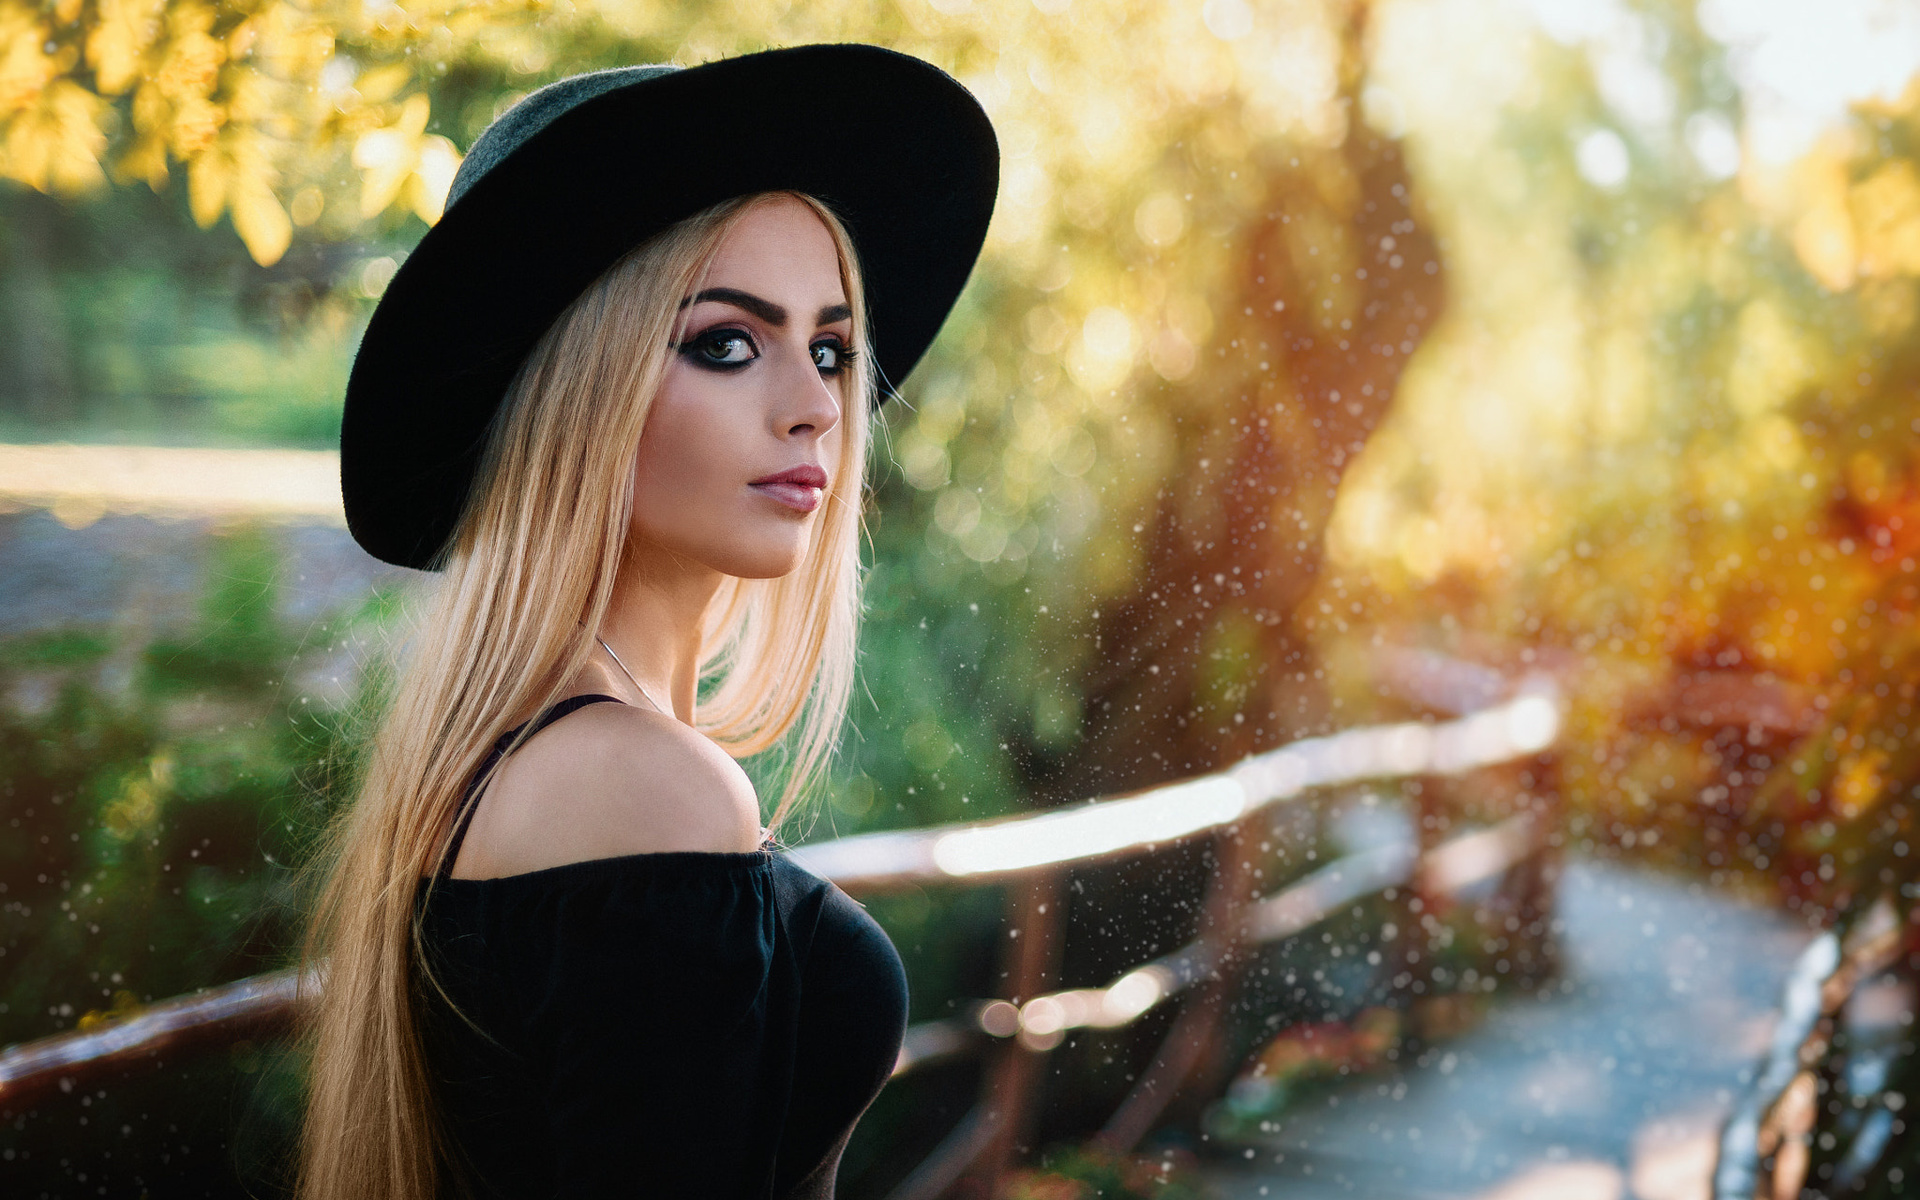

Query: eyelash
[[675, 327, 860, 376]]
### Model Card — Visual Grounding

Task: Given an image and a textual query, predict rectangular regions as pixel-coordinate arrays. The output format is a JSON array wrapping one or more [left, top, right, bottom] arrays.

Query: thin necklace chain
[[595, 634, 666, 716]]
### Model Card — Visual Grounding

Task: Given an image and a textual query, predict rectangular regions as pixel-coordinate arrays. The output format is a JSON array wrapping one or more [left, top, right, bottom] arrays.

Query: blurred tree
[[1309, 0, 1920, 917], [1051, 4, 1445, 799]]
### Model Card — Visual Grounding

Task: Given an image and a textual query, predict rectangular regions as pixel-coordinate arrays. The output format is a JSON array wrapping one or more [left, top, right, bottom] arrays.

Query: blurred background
[[5, 0, 1920, 1197]]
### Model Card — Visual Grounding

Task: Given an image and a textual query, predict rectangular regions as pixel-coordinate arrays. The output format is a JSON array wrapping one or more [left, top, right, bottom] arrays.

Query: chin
[[629, 509, 817, 579], [718, 556, 807, 580], [704, 536, 814, 580]]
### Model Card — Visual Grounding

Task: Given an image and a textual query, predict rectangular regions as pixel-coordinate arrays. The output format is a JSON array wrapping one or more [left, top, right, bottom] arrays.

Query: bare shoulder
[[450, 701, 763, 880]]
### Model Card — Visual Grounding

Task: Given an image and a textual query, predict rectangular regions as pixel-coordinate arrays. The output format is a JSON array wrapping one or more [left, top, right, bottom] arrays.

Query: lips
[[749, 464, 828, 513]]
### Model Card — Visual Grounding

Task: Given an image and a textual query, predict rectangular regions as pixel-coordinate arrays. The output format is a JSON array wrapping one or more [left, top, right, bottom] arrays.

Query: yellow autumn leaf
[[87, 0, 166, 96], [1852, 160, 1920, 279], [1833, 750, 1890, 821], [114, 130, 170, 189], [231, 175, 291, 265], [249, 2, 333, 80], [164, 0, 216, 41], [1, 78, 107, 194], [129, 77, 166, 134], [353, 92, 430, 217], [408, 132, 460, 223], [167, 93, 224, 156], [1792, 145, 1857, 290], [155, 27, 226, 103], [1794, 201, 1857, 292], [353, 128, 414, 216], [0, 13, 57, 119], [223, 63, 272, 124], [355, 64, 412, 105], [225, 12, 258, 60], [187, 143, 229, 226]]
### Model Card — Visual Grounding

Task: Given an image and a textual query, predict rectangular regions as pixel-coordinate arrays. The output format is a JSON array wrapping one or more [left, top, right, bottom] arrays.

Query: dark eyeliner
[[675, 326, 758, 370]]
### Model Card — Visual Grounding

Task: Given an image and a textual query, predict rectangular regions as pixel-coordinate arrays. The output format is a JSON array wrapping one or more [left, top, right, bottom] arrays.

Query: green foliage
[[0, 524, 388, 1191], [141, 526, 286, 694], [0, 184, 367, 445], [0, 529, 366, 1050], [0, 629, 111, 668]]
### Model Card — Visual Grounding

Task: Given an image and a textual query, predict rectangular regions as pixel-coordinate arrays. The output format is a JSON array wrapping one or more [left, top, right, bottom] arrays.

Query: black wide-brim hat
[[340, 43, 999, 570]]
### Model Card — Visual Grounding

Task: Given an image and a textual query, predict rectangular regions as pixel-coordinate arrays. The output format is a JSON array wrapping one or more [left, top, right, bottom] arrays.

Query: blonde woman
[[299, 46, 997, 1199]]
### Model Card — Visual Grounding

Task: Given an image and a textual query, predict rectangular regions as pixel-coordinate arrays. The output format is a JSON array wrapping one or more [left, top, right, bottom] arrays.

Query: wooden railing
[[880, 811, 1549, 1199], [0, 683, 1564, 1192], [1714, 896, 1912, 1199]]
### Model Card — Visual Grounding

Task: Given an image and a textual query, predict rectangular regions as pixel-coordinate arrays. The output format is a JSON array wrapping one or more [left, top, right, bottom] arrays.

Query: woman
[[298, 45, 998, 1199]]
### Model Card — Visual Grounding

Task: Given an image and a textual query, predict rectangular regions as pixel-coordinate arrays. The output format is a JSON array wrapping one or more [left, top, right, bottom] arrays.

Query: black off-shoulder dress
[[416, 695, 908, 1199]]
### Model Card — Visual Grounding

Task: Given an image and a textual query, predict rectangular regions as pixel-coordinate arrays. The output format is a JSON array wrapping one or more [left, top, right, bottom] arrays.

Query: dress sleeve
[[500, 858, 785, 1197]]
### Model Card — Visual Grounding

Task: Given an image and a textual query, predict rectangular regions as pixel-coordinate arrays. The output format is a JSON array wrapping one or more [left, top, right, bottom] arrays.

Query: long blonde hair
[[297, 191, 874, 1200]]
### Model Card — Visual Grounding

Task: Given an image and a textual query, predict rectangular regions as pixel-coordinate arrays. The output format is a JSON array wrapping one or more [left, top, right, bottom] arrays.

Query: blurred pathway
[[0, 443, 342, 526], [1203, 859, 1816, 1200], [0, 509, 399, 637], [0, 509, 403, 709]]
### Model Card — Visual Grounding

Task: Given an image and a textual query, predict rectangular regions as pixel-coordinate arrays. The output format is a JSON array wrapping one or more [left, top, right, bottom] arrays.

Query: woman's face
[[629, 197, 851, 580]]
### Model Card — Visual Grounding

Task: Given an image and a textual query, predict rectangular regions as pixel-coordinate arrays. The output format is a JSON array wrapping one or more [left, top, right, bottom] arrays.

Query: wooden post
[[1520, 756, 1565, 988], [1401, 774, 1445, 1029], [957, 869, 1067, 1197], [1098, 821, 1262, 1151]]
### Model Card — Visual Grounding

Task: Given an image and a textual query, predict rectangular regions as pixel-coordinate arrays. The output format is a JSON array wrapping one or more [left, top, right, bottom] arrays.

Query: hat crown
[[448, 64, 681, 213]]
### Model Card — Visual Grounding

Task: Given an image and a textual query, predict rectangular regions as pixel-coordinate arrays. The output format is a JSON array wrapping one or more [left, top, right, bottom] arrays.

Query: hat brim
[[340, 43, 998, 569]]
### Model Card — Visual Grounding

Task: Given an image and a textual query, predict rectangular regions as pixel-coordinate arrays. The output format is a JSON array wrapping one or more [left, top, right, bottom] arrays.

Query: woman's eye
[[811, 340, 851, 374], [684, 330, 757, 367]]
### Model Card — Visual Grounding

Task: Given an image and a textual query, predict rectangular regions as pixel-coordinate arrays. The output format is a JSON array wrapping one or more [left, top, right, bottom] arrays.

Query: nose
[[774, 342, 842, 441]]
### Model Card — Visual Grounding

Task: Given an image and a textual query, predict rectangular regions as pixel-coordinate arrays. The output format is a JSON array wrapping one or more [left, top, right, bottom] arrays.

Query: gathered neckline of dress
[[428, 846, 778, 891]]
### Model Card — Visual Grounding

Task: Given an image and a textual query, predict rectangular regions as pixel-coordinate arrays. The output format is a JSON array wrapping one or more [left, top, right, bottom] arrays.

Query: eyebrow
[[682, 288, 852, 328]]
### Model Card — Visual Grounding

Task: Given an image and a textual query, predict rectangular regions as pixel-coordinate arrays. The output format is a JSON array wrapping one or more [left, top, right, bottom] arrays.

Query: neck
[[595, 541, 723, 722]]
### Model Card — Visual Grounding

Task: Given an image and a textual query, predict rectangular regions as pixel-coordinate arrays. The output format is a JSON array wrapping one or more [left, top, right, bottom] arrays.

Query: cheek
[[633, 376, 738, 490]]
